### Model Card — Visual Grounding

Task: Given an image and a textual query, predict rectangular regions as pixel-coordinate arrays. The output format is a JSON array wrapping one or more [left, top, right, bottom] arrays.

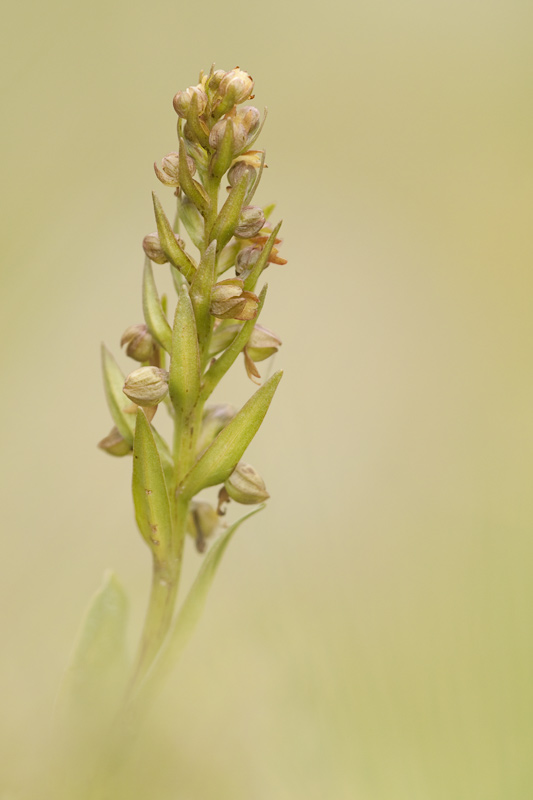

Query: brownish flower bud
[[227, 160, 256, 190], [187, 500, 220, 553], [235, 206, 265, 239], [209, 117, 248, 154], [210, 279, 259, 321], [97, 426, 132, 457], [142, 231, 185, 265], [231, 105, 261, 136], [235, 245, 260, 276], [123, 366, 169, 407], [173, 85, 208, 118], [154, 152, 196, 188], [218, 69, 254, 105], [224, 462, 270, 505], [120, 323, 155, 362]]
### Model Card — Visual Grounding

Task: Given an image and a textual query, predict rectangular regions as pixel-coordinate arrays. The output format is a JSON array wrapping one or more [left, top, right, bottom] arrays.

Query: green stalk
[[126, 173, 220, 701]]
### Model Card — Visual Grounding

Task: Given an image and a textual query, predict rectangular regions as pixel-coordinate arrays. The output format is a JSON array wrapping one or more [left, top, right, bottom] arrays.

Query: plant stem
[[127, 558, 179, 693], [125, 171, 219, 703]]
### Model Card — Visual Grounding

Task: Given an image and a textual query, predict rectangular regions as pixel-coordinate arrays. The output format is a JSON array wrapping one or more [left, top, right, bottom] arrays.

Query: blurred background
[[1, 0, 532, 797]]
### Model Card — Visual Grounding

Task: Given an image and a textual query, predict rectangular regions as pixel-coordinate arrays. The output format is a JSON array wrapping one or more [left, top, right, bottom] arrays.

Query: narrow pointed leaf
[[142, 259, 172, 353], [54, 571, 129, 737], [181, 370, 282, 498], [186, 91, 210, 148], [246, 106, 268, 150], [179, 137, 210, 215], [152, 427, 174, 489], [101, 345, 135, 445], [210, 118, 235, 178], [135, 507, 263, 704], [190, 240, 216, 349], [202, 284, 267, 398], [244, 221, 282, 292], [209, 171, 249, 252], [169, 285, 201, 418], [245, 149, 266, 205], [153, 193, 197, 282], [132, 409, 173, 556]]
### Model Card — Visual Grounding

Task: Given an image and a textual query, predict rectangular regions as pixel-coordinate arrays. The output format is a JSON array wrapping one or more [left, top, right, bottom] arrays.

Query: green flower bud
[[187, 500, 220, 553], [173, 85, 208, 119], [123, 366, 169, 407], [246, 324, 282, 362], [197, 403, 237, 454], [120, 323, 155, 362], [97, 426, 132, 457], [224, 462, 270, 505], [210, 279, 259, 321], [235, 206, 265, 239], [142, 231, 185, 265]]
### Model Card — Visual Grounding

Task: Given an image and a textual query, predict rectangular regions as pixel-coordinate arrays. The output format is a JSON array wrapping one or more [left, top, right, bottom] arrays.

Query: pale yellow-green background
[[1, 0, 532, 797]]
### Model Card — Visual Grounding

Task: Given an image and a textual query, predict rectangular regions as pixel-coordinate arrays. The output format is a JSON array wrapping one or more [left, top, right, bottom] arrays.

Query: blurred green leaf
[[54, 570, 129, 737], [136, 507, 263, 704], [132, 409, 173, 557]]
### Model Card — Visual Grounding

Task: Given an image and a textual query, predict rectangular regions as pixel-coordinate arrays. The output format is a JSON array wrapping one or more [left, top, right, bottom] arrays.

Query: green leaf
[[179, 196, 204, 250], [186, 90, 210, 148], [54, 570, 129, 738], [190, 239, 216, 350], [101, 345, 135, 445], [169, 285, 201, 418], [244, 220, 282, 292], [179, 137, 210, 216], [136, 507, 264, 703], [246, 106, 268, 150], [244, 149, 267, 206], [209, 170, 249, 252], [210, 117, 235, 178], [142, 258, 172, 353], [180, 370, 282, 498], [153, 192, 197, 283], [132, 409, 173, 556], [202, 284, 267, 398], [152, 427, 174, 488]]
